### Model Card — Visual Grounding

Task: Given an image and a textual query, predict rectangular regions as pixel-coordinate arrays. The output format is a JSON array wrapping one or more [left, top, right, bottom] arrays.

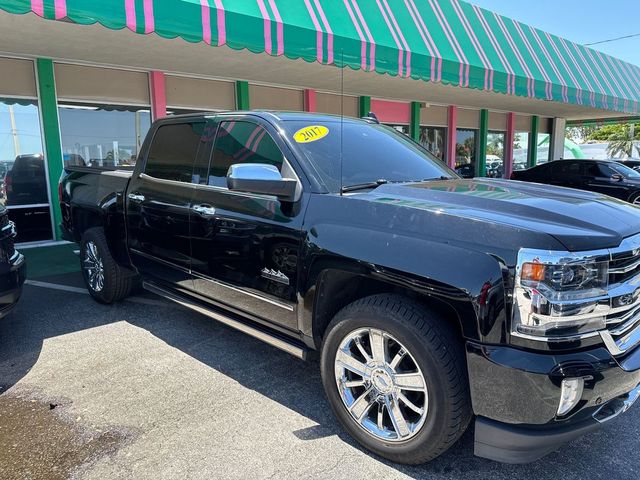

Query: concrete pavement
[[1, 275, 639, 479]]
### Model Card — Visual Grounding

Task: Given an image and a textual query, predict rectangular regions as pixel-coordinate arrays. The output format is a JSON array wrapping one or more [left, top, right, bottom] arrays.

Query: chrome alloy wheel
[[633, 196, 640, 205], [83, 241, 105, 292], [334, 328, 429, 442]]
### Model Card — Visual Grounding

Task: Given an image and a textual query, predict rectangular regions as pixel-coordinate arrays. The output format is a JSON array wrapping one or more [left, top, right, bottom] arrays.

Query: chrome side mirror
[[227, 163, 297, 202]]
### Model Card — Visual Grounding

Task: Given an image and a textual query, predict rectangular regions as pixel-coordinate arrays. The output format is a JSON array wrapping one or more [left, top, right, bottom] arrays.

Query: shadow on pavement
[[1, 273, 637, 479]]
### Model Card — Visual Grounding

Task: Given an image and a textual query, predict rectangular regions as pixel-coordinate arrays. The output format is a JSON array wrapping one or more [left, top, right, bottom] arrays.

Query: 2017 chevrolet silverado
[[59, 112, 640, 465]]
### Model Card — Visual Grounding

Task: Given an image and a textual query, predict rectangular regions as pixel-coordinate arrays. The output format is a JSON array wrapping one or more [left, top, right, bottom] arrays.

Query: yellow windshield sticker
[[293, 125, 329, 143]]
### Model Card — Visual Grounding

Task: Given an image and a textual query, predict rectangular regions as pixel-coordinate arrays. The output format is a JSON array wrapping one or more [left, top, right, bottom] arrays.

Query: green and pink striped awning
[[2, 0, 639, 114]]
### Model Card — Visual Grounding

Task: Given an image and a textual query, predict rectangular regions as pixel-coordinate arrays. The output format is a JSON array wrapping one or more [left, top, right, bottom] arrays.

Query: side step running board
[[143, 281, 307, 360]]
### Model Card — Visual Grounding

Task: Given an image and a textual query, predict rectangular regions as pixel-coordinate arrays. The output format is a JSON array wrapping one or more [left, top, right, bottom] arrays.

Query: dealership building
[[0, 0, 639, 244]]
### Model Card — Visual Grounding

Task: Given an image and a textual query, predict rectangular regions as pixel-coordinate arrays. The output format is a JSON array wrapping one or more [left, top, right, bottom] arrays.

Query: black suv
[[60, 112, 640, 465], [511, 159, 640, 203]]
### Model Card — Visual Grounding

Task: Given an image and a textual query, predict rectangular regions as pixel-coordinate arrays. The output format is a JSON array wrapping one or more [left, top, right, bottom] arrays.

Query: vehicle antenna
[[340, 49, 344, 196]]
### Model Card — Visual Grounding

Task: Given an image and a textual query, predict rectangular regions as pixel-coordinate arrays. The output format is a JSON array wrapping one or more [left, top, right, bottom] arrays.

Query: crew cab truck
[[59, 112, 640, 465]]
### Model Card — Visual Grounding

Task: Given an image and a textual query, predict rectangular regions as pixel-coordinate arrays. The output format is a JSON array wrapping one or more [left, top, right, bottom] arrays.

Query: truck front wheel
[[320, 294, 471, 465], [80, 227, 133, 304]]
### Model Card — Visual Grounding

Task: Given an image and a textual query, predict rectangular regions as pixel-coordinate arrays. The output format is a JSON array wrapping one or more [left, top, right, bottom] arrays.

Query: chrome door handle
[[192, 204, 216, 216], [128, 193, 145, 203]]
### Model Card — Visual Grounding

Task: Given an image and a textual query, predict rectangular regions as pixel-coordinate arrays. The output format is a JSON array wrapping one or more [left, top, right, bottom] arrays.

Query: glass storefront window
[[513, 132, 529, 172], [486, 131, 505, 178], [0, 98, 53, 243], [59, 102, 151, 169], [535, 134, 551, 164], [419, 126, 446, 161], [513, 132, 551, 166], [386, 124, 409, 136], [455, 129, 478, 178]]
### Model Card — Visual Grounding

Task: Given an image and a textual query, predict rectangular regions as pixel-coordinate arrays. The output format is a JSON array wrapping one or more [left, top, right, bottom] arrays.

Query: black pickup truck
[[60, 111, 640, 465], [0, 204, 25, 317]]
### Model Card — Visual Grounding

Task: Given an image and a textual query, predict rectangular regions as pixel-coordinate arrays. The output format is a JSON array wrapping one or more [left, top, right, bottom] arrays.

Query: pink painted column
[[149, 71, 167, 121], [446, 106, 458, 169], [504, 112, 515, 179], [304, 89, 317, 112]]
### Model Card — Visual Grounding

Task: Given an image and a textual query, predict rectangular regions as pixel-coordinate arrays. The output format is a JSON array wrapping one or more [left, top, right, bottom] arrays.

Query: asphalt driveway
[[1, 273, 639, 479]]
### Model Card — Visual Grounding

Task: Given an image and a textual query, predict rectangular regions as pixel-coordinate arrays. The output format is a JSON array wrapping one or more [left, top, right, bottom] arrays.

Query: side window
[[567, 162, 582, 175], [552, 161, 581, 176], [208, 121, 284, 187], [192, 121, 218, 184], [535, 163, 550, 179], [599, 165, 615, 178], [145, 121, 206, 183], [550, 162, 564, 176], [587, 163, 610, 178]]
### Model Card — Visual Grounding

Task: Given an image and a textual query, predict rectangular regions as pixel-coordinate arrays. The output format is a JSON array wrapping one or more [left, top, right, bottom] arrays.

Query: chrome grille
[[602, 243, 640, 356], [0, 220, 16, 263], [609, 248, 640, 285], [601, 300, 640, 356]]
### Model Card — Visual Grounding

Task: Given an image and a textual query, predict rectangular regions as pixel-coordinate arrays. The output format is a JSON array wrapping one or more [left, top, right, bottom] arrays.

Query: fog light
[[557, 378, 585, 416]]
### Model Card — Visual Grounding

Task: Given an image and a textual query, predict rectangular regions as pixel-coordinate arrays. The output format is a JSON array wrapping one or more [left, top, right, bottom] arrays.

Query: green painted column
[[235, 80, 250, 110], [359, 96, 371, 118], [528, 116, 539, 168], [36, 58, 64, 240], [477, 109, 489, 177], [410, 101, 421, 142]]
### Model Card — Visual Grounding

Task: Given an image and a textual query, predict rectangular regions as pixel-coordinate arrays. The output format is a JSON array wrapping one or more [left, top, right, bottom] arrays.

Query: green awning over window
[[2, 0, 638, 114]]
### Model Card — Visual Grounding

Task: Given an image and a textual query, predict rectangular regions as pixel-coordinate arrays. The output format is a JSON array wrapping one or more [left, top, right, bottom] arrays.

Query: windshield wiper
[[340, 179, 388, 193], [386, 176, 453, 184], [340, 176, 452, 193]]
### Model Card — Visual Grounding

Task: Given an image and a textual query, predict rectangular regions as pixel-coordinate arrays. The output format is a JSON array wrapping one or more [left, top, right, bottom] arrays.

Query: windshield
[[284, 120, 456, 192], [610, 162, 640, 179]]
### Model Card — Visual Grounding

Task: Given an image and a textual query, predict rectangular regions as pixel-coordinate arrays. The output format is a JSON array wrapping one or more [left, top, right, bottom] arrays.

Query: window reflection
[[58, 103, 151, 169], [419, 126, 446, 161], [455, 129, 478, 178]]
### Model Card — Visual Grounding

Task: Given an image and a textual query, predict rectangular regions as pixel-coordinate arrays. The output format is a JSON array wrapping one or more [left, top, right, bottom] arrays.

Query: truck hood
[[361, 178, 640, 251]]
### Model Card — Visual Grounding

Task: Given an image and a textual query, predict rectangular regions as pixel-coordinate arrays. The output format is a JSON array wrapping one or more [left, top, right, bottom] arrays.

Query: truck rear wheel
[[320, 294, 471, 465], [80, 227, 133, 304]]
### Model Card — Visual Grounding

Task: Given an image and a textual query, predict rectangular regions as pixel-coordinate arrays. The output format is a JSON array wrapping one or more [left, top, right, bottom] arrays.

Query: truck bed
[[59, 167, 133, 265]]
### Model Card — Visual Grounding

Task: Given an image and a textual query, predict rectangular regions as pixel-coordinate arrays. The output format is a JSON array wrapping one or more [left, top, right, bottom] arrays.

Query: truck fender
[[298, 225, 508, 346]]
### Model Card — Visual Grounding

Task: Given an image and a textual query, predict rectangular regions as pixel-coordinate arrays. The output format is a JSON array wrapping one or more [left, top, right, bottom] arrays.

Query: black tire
[[80, 227, 134, 304], [629, 192, 640, 205], [320, 294, 471, 465]]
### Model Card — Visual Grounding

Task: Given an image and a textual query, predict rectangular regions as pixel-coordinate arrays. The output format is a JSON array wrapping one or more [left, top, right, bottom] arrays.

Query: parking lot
[[1, 271, 639, 480]]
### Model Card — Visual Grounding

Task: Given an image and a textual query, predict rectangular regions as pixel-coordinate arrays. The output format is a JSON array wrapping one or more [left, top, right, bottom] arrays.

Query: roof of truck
[[161, 110, 366, 124]]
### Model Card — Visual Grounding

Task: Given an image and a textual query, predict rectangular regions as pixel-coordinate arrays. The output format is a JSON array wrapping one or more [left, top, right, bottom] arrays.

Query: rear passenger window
[[208, 121, 284, 187], [145, 122, 206, 182], [552, 161, 582, 176]]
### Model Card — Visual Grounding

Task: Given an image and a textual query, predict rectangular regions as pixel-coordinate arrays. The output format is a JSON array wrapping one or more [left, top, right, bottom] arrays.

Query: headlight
[[520, 261, 609, 301], [513, 249, 611, 339]]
